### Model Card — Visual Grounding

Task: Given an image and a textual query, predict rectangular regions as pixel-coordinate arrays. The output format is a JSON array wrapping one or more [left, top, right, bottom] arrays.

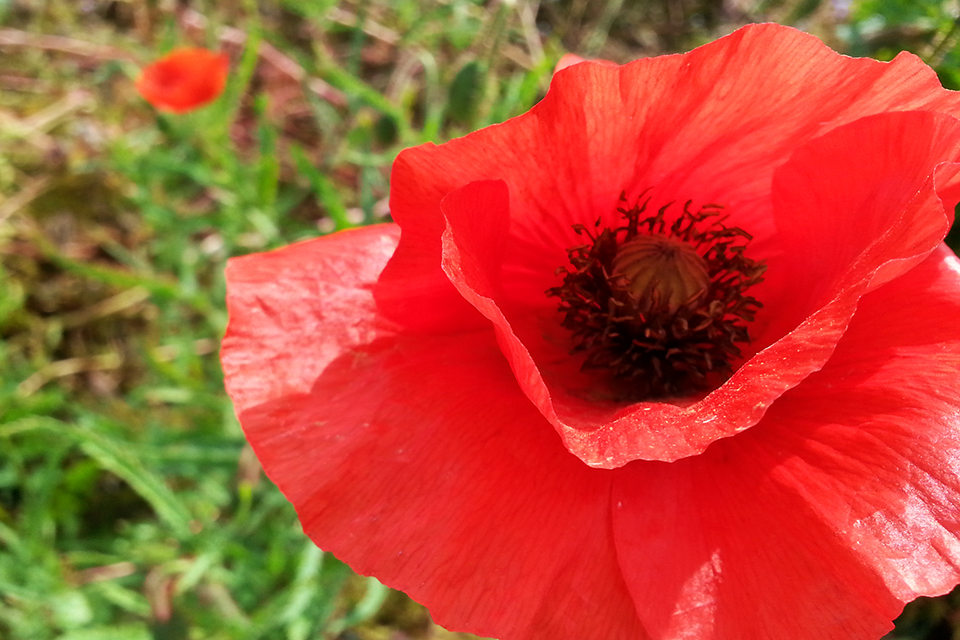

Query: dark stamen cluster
[[547, 192, 766, 400]]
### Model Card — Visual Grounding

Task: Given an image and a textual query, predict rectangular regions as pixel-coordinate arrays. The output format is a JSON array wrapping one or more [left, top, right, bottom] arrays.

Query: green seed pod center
[[612, 234, 710, 315]]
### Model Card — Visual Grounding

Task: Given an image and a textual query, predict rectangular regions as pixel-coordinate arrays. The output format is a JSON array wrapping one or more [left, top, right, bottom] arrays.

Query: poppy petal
[[222, 221, 645, 639], [554, 53, 586, 72], [222, 225, 401, 415], [232, 328, 645, 639], [611, 246, 960, 639], [756, 244, 960, 601], [384, 24, 960, 336], [610, 440, 901, 640], [440, 113, 960, 467]]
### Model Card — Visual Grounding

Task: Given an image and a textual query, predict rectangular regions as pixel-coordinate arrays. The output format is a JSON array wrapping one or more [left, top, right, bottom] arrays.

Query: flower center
[[547, 193, 766, 401], [612, 234, 710, 314]]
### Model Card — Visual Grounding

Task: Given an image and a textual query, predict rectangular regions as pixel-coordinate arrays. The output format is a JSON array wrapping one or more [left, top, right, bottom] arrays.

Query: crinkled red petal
[[222, 225, 400, 415], [440, 111, 960, 466], [222, 231, 646, 638], [239, 332, 645, 639], [611, 245, 960, 639], [383, 24, 960, 335]]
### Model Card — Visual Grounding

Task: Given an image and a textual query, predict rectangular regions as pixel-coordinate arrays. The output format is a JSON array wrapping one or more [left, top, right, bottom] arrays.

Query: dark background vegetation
[[2, 0, 960, 638]]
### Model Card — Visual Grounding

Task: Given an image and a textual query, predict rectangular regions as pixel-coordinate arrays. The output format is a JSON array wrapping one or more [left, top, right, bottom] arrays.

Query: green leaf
[[447, 60, 485, 126], [291, 145, 352, 231], [0, 417, 193, 539], [58, 624, 151, 640]]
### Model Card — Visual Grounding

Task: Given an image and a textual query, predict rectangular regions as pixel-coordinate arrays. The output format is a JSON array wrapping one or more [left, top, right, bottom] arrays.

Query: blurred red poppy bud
[[136, 47, 229, 114]]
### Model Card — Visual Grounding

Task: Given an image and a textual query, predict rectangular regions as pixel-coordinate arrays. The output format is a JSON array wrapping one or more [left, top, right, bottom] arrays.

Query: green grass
[[2, 0, 960, 638]]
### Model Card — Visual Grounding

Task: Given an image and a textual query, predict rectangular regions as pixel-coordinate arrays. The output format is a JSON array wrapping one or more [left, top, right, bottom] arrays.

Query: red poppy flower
[[222, 24, 960, 640], [136, 47, 229, 114]]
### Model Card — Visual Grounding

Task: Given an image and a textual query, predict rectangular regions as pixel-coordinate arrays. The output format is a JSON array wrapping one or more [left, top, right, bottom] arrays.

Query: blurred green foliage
[[0, 0, 959, 639], [848, 0, 960, 89]]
